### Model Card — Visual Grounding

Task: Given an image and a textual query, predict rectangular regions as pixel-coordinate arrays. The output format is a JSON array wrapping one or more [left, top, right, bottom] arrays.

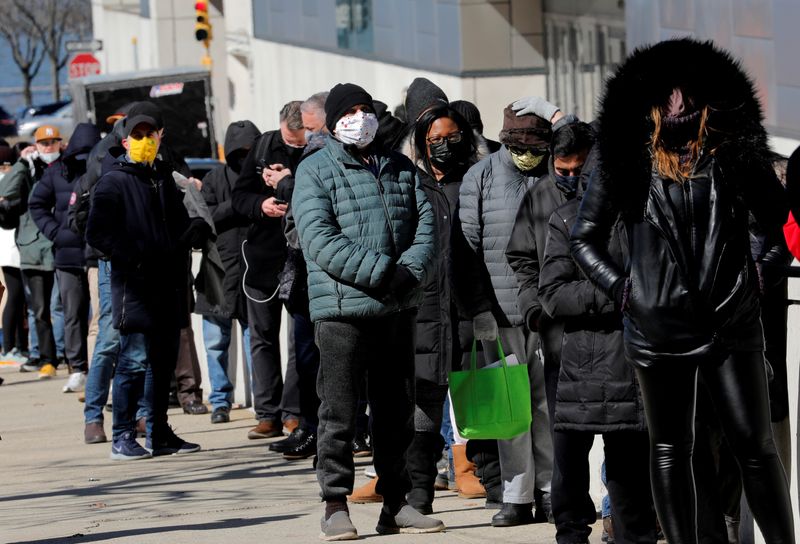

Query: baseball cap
[[105, 102, 135, 126], [123, 101, 164, 138], [34, 125, 62, 143]]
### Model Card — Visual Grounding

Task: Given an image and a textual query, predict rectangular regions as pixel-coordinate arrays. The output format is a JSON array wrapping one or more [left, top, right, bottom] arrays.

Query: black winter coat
[[195, 120, 261, 320], [539, 198, 645, 432], [232, 130, 303, 291], [29, 123, 100, 269], [85, 153, 191, 332], [570, 39, 788, 366], [416, 168, 490, 384], [506, 162, 575, 378]]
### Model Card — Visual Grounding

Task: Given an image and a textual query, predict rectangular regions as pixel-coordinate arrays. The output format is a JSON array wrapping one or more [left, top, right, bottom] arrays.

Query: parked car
[[17, 103, 75, 141], [0, 106, 18, 137], [16, 100, 71, 122]]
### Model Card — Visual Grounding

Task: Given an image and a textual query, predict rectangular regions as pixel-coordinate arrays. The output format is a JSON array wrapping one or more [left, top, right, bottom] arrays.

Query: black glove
[[387, 264, 418, 299], [179, 218, 212, 250]]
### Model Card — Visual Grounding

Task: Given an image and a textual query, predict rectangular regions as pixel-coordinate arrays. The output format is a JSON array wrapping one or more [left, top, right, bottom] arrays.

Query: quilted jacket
[[293, 136, 435, 322]]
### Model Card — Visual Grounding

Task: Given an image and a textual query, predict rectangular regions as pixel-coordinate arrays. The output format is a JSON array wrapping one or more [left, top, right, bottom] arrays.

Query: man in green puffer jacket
[[293, 83, 440, 540]]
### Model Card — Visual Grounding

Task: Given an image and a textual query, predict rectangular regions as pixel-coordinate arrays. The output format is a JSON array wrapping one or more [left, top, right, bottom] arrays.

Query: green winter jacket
[[293, 137, 435, 322], [2, 160, 54, 271]]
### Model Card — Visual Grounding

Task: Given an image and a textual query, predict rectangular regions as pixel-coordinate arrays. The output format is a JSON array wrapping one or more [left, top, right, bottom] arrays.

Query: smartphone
[[273, 198, 288, 205]]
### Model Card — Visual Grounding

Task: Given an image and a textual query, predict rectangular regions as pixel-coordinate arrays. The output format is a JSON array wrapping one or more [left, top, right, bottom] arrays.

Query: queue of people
[[0, 37, 797, 544]]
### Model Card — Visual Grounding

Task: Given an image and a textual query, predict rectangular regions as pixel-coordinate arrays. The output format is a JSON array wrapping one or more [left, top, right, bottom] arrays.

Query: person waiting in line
[[196, 119, 261, 424], [570, 38, 794, 543], [534, 122, 658, 544], [231, 101, 306, 441], [293, 82, 441, 540], [1, 125, 62, 379], [86, 101, 210, 460], [0, 144, 29, 367], [459, 102, 555, 527], [29, 122, 101, 394]]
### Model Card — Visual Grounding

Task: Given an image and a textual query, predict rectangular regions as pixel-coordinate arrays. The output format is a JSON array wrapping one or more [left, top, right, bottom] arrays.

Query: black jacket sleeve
[[86, 175, 130, 265], [506, 188, 543, 327], [231, 135, 272, 222], [28, 166, 59, 242], [539, 209, 615, 319], [569, 167, 626, 303], [201, 167, 236, 233]]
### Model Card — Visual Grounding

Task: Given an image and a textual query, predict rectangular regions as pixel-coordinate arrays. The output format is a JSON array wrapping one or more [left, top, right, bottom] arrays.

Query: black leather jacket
[[571, 154, 786, 366]]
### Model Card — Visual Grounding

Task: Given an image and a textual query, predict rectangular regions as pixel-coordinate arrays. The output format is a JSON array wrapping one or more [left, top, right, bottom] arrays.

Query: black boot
[[492, 502, 535, 527], [406, 431, 444, 515], [468, 439, 502, 508], [534, 488, 554, 523]]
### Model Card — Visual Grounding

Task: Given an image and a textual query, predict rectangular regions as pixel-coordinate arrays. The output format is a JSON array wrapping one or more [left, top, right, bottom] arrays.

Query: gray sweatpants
[[482, 325, 553, 504]]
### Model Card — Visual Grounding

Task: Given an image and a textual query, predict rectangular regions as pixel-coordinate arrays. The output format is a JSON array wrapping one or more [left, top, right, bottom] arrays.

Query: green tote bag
[[448, 339, 532, 440]]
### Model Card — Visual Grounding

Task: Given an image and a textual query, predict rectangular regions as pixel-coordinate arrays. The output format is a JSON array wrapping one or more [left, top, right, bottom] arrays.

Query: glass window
[[336, 0, 373, 53]]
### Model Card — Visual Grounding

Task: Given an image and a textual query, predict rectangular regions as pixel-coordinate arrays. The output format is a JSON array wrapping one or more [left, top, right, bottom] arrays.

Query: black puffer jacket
[[195, 120, 261, 320], [570, 39, 788, 366], [416, 167, 490, 384], [540, 197, 645, 432], [29, 122, 101, 269]]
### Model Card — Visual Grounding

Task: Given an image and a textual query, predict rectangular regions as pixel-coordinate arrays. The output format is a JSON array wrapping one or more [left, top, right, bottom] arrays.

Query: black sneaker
[[20, 358, 40, 373], [146, 427, 201, 456], [352, 433, 371, 457], [210, 406, 230, 424], [283, 432, 317, 460], [269, 427, 303, 453]]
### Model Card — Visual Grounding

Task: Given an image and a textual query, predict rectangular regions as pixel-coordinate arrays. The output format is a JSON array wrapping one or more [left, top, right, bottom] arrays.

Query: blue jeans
[[202, 315, 251, 410], [112, 327, 180, 441], [85, 260, 146, 425], [24, 280, 38, 359], [51, 276, 65, 359], [441, 395, 455, 481]]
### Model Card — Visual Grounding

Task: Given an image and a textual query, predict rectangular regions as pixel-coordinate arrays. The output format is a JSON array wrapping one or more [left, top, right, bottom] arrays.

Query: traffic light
[[195, 1, 212, 45]]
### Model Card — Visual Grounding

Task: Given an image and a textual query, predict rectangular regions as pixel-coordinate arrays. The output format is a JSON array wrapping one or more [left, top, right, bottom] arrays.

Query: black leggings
[[2, 266, 27, 354], [635, 351, 794, 544]]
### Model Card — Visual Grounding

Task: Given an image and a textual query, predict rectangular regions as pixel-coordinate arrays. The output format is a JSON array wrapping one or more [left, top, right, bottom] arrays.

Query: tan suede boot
[[347, 477, 382, 503], [452, 444, 486, 498]]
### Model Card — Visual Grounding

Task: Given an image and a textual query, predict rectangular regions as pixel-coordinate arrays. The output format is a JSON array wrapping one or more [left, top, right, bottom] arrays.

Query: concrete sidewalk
[[0, 365, 605, 543]]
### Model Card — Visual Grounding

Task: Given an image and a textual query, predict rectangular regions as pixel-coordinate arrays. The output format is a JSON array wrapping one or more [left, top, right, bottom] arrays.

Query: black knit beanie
[[405, 77, 448, 124], [450, 100, 484, 134], [325, 83, 374, 133]]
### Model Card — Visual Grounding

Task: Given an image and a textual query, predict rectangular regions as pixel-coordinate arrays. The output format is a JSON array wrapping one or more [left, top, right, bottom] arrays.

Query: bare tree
[[0, 4, 46, 106], [15, 0, 92, 101]]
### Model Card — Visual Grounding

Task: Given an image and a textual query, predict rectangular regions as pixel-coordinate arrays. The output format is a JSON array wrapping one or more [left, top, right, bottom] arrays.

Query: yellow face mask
[[127, 136, 159, 164], [509, 148, 546, 172]]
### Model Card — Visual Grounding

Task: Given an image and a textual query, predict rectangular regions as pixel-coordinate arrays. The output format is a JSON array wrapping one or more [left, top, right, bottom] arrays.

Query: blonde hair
[[650, 106, 709, 182]]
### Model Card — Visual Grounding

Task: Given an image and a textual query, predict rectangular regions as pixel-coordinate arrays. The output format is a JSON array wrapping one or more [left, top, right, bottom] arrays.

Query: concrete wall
[[626, 0, 800, 148]]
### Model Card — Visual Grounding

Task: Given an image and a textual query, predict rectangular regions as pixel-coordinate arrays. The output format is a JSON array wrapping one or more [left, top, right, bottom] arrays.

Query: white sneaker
[[63, 372, 87, 393], [0, 348, 29, 366]]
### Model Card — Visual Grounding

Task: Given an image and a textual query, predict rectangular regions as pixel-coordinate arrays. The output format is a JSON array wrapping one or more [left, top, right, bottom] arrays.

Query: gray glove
[[473, 310, 498, 341], [511, 96, 559, 121]]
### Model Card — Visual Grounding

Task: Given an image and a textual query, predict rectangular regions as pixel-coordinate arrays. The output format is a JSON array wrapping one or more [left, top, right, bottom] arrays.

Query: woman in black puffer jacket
[[570, 39, 794, 543]]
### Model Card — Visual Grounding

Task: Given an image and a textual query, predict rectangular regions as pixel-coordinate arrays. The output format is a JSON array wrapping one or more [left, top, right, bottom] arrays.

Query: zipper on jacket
[[375, 176, 398, 257]]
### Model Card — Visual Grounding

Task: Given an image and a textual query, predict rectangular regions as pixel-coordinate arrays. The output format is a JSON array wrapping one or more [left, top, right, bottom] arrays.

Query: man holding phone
[[232, 101, 306, 440]]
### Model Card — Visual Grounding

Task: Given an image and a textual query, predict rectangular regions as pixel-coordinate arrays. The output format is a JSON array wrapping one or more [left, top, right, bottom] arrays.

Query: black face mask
[[227, 150, 248, 174], [554, 173, 580, 193], [428, 140, 468, 172]]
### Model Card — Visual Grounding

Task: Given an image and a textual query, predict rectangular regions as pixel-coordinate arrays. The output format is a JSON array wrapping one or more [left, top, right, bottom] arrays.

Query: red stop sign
[[68, 53, 101, 79]]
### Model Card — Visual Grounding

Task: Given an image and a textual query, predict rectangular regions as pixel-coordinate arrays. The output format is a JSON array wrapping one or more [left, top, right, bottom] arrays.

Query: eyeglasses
[[427, 132, 463, 146]]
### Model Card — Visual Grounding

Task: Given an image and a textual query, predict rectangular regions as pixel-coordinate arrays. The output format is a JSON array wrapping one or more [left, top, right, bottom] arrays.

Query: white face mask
[[39, 151, 60, 164], [334, 111, 379, 149]]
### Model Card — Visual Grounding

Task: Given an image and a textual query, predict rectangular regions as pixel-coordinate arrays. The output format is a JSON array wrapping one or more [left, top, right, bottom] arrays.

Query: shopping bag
[[448, 339, 531, 440]]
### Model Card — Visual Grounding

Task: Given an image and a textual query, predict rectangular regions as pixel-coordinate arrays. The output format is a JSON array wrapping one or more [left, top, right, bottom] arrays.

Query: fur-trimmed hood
[[598, 38, 772, 219]]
